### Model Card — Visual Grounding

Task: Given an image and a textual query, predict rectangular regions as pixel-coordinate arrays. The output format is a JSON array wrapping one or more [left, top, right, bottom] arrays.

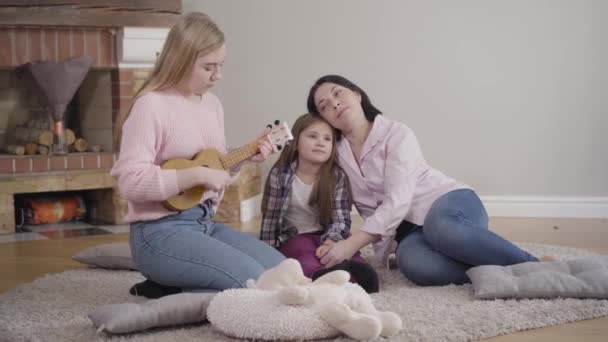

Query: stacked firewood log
[[5, 118, 92, 155]]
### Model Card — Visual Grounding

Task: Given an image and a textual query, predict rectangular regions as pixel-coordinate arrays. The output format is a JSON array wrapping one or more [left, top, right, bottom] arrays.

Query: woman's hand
[[199, 167, 232, 192], [177, 166, 232, 193], [317, 231, 380, 268], [249, 129, 275, 162], [319, 240, 358, 268], [315, 240, 335, 258]]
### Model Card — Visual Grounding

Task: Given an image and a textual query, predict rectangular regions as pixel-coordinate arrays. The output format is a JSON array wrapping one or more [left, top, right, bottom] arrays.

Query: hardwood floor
[[1, 216, 606, 341]]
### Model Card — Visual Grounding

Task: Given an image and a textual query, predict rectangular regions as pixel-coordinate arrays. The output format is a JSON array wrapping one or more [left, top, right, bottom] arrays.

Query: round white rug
[[1, 242, 607, 342]]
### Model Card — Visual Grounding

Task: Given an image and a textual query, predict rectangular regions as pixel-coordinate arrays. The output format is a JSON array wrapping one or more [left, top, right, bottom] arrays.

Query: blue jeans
[[396, 189, 538, 286], [129, 203, 285, 292]]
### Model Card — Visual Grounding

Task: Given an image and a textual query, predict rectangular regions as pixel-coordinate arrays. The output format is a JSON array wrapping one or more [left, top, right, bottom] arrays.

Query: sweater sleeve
[[110, 95, 180, 202], [260, 166, 282, 246], [360, 125, 421, 237]]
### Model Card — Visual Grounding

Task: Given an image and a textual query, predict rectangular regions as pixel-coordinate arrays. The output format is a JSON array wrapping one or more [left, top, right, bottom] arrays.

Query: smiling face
[[313, 82, 364, 133], [183, 43, 226, 94], [296, 120, 334, 165]]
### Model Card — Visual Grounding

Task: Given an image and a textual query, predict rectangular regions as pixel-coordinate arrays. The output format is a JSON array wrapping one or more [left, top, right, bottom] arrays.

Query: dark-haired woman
[[306, 75, 549, 286]]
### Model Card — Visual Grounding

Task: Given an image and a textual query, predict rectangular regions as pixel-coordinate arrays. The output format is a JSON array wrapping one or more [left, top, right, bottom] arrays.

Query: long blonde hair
[[113, 12, 225, 150], [263, 114, 351, 225]]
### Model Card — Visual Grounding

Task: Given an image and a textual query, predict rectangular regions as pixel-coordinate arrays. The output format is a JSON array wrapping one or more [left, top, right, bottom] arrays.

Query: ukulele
[[161, 120, 293, 211]]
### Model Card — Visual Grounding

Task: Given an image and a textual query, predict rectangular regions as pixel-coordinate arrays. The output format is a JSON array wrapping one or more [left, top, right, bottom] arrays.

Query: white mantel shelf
[[117, 27, 170, 69]]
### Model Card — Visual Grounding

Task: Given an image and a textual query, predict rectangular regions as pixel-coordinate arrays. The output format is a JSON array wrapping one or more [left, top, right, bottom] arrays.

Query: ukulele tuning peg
[[274, 120, 280, 126], [266, 124, 272, 129]]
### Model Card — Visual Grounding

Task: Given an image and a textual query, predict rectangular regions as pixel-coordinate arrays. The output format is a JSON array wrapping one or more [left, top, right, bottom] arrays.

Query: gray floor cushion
[[466, 256, 608, 299], [72, 242, 136, 270], [88, 292, 214, 334]]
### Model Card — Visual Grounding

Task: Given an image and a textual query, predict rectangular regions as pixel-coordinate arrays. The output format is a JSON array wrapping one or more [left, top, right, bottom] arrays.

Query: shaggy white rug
[[1, 242, 607, 342]]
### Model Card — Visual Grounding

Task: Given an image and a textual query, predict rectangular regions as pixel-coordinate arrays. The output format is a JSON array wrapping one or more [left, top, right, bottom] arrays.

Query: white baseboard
[[480, 196, 608, 218]]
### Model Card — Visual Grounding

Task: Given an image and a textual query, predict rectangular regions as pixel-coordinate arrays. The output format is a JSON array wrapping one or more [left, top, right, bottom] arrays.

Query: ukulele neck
[[220, 141, 260, 170]]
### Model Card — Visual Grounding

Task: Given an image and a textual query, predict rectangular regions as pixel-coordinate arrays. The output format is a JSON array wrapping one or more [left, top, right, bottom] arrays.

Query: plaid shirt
[[260, 161, 352, 247]]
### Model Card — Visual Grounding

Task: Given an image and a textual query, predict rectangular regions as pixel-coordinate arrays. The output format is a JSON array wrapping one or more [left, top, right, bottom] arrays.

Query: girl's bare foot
[[386, 253, 398, 270]]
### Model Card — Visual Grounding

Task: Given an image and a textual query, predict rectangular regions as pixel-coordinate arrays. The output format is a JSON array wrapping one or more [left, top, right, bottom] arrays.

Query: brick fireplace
[[0, 1, 180, 233]]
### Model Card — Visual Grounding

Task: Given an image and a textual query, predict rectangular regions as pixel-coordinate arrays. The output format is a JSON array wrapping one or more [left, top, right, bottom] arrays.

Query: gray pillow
[[72, 242, 136, 270], [89, 292, 215, 334], [466, 256, 608, 299]]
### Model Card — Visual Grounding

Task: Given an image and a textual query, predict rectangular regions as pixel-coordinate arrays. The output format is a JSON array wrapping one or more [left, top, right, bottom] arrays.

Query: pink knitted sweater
[[111, 89, 227, 223]]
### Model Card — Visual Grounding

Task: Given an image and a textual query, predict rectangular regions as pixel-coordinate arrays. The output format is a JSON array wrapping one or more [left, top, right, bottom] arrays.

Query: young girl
[[260, 113, 379, 293], [111, 12, 285, 298]]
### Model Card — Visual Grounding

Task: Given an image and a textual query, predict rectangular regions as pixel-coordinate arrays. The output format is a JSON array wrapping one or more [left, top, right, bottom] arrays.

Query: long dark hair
[[306, 75, 382, 139], [262, 113, 351, 226]]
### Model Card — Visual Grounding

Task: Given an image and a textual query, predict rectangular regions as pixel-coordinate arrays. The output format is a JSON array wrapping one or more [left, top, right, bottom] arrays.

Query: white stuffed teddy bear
[[247, 258, 402, 341]]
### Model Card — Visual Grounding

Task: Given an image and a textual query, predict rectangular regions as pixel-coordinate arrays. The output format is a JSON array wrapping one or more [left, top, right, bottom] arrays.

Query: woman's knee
[[398, 255, 441, 286], [424, 190, 488, 236], [398, 257, 469, 286], [219, 264, 266, 288], [172, 258, 266, 289], [423, 207, 481, 252], [396, 239, 469, 286], [396, 244, 435, 286], [423, 211, 461, 246]]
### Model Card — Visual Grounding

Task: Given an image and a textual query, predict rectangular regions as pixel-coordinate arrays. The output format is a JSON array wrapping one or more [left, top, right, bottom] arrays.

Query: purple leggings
[[278, 232, 367, 278]]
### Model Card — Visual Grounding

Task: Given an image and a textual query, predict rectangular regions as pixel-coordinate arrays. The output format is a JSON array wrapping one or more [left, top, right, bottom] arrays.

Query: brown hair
[[262, 113, 351, 225], [113, 12, 225, 150]]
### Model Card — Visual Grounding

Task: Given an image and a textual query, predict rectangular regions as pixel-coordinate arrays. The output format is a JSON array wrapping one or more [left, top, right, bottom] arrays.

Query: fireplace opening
[[14, 188, 124, 230], [14, 191, 88, 227]]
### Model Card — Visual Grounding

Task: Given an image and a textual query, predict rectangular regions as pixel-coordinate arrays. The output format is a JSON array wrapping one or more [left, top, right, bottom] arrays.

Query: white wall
[[182, 0, 608, 214]]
